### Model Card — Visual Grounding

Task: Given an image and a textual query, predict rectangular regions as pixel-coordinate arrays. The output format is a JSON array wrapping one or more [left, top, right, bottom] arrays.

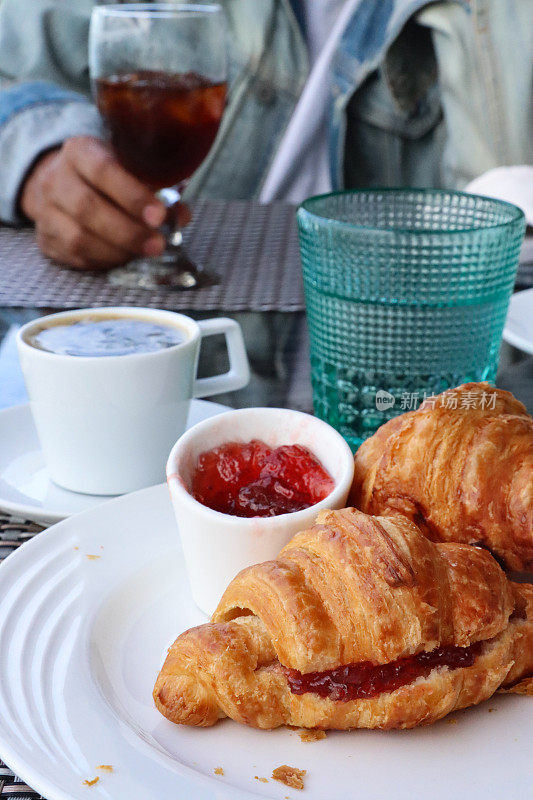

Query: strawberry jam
[[283, 641, 483, 701], [191, 439, 335, 517]]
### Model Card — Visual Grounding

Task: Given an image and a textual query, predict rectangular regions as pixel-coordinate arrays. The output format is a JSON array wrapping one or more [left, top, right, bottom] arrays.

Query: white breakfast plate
[[503, 288, 533, 354], [0, 400, 229, 525], [0, 484, 531, 800]]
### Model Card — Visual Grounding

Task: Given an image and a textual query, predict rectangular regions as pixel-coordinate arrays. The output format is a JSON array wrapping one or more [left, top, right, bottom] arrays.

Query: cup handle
[[193, 318, 250, 398]]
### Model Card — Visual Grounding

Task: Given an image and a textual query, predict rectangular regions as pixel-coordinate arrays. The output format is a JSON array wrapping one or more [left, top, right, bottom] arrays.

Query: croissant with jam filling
[[153, 509, 533, 729], [349, 382, 533, 571]]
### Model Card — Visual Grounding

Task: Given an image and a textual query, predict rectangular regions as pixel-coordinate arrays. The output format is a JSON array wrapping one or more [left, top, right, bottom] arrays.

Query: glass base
[[107, 247, 216, 291], [311, 364, 496, 452]]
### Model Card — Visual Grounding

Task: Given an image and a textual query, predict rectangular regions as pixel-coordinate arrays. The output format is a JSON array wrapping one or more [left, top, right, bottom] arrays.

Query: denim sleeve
[[0, 83, 103, 224], [0, 0, 101, 224]]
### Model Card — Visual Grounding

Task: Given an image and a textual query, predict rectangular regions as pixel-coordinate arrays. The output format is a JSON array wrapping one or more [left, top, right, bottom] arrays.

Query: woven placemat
[[0, 513, 44, 800], [0, 200, 304, 312]]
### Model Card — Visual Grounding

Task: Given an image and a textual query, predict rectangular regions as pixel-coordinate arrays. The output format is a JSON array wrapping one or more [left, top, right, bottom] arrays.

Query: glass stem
[[157, 186, 184, 263], [151, 183, 207, 289]]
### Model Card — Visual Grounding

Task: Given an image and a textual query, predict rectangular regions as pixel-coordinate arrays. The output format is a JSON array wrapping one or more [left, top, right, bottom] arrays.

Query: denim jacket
[[1, 0, 532, 224], [334, 0, 533, 191]]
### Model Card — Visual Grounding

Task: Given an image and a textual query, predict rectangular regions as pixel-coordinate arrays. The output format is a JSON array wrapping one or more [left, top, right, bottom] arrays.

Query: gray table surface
[[0, 200, 304, 312]]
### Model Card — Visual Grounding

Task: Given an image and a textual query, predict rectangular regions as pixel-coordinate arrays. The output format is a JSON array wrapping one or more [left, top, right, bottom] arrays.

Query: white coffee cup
[[17, 307, 250, 495]]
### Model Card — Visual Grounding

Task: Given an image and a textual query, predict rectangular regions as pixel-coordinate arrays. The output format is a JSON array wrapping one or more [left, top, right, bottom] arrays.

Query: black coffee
[[27, 315, 186, 357]]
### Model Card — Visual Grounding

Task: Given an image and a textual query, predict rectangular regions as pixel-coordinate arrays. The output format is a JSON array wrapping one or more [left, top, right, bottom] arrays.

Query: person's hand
[[20, 136, 190, 269]]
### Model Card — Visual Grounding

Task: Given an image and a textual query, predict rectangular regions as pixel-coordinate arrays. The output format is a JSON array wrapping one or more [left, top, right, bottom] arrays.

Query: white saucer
[[0, 400, 230, 525], [0, 484, 530, 800], [503, 288, 533, 354]]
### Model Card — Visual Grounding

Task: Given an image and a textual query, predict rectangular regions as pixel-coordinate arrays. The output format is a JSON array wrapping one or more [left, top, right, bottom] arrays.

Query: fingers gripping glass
[[89, 4, 227, 290]]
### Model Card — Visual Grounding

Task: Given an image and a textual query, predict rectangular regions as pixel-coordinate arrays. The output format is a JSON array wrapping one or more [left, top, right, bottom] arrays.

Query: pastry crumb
[[272, 765, 306, 790], [299, 729, 326, 743], [488, 708, 496, 713], [83, 777, 99, 787], [214, 767, 224, 776], [254, 776, 268, 783], [446, 718, 457, 725], [97, 765, 113, 772], [86, 554, 101, 560], [74, 546, 79, 550], [499, 677, 533, 696]]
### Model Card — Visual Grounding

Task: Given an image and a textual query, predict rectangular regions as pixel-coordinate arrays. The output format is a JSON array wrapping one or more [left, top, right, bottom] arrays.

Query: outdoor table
[[0, 199, 532, 798]]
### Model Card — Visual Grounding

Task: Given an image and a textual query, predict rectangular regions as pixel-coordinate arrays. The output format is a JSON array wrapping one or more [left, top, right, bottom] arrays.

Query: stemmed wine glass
[[89, 3, 227, 290]]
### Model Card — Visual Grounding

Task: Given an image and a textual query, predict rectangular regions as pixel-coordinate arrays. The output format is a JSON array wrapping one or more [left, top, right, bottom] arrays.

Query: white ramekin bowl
[[166, 407, 354, 615]]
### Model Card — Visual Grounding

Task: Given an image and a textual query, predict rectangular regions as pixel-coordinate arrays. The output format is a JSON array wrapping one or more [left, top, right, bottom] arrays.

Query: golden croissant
[[350, 383, 533, 571], [153, 508, 533, 730]]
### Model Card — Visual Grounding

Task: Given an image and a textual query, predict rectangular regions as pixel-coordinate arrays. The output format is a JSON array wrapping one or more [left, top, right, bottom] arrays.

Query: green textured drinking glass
[[297, 189, 525, 450]]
